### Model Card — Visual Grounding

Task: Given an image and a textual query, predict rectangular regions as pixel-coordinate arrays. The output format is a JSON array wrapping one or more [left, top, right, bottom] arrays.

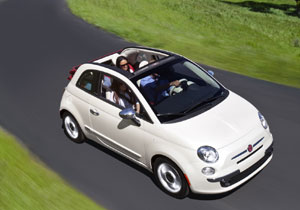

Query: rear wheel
[[62, 112, 85, 143], [153, 157, 189, 198]]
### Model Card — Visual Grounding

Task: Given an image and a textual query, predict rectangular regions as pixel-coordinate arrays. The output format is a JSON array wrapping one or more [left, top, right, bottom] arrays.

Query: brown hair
[[116, 56, 128, 69], [111, 80, 135, 105]]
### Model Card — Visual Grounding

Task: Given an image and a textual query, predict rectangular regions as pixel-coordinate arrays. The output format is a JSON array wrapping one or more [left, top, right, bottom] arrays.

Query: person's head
[[119, 82, 127, 92], [111, 80, 134, 103], [116, 56, 129, 71], [111, 80, 127, 93]]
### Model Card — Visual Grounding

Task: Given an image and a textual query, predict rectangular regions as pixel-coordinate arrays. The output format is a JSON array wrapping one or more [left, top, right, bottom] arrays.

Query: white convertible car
[[60, 46, 273, 198]]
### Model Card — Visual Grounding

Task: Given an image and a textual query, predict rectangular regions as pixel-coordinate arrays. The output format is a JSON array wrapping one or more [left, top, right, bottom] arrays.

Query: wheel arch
[[151, 154, 186, 177], [151, 153, 192, 195], [60, 109, 68, 118], [59, 108, 86, 135], [149, 146, 194, 189]]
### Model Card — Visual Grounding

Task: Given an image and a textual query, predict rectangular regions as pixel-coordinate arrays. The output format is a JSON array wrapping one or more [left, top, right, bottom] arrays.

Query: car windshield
[[136, 58, 227, 123]]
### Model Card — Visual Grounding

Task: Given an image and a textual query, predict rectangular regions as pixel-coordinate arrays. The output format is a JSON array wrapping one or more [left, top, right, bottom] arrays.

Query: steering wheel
[[169, 78, 194, 96]]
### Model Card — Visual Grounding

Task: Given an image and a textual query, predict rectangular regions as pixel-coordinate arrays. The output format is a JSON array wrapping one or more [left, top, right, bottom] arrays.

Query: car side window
[[100, 74, 113, 98], [98, 74, 153, 123], [76, 70, 100, 96], [100, 75, 136, 109]]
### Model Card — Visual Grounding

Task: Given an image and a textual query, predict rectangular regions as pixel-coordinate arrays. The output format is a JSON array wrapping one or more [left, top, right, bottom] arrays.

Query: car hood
[[161, 91, 261, 149]]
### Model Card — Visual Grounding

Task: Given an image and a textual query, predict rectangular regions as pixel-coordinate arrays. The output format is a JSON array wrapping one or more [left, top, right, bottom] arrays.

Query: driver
[[140, 74, 180, 105]]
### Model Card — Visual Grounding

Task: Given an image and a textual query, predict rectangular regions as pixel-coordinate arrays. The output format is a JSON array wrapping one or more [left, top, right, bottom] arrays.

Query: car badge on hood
[[248, 144, 253, 152]]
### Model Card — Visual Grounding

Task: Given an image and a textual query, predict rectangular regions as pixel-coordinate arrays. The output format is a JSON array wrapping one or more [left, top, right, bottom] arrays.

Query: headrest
[[139, 60, 149, 68]]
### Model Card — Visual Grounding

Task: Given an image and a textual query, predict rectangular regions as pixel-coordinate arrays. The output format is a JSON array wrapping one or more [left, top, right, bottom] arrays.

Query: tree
[[296, 0, 300, 17]]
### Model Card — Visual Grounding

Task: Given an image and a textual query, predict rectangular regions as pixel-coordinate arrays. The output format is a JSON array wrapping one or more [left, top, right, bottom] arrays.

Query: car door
[[87, 73, 153, 165], [71, 69, 101, 139]]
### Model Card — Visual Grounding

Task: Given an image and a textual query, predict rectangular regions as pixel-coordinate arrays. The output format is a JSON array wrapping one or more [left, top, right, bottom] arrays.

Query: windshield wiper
[[183, 91, 224, 114], [156, 112, 186, 117], [156, 90, 225, 118]]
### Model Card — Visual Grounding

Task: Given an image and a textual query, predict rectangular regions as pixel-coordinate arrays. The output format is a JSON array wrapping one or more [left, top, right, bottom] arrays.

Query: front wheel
[[62, 112, 85, 143], [153, 157, 190, 198]]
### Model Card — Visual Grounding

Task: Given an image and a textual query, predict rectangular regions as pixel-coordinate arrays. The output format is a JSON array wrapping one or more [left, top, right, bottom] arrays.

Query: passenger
[[140, 74, 180, 105], [116, 56, 135, 73], [80, 80, 92, 91], [102, 56, 134, 91], [108, 80, 140, 113]]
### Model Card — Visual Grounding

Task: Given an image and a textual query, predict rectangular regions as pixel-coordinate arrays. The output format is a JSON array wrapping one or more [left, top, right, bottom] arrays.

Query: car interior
[[93, 47, 169, 70], [93, 47, 170, 101]]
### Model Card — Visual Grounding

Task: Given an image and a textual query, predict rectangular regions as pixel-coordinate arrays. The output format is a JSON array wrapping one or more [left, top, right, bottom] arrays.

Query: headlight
[[197, 146, 219, 163], [258, 112, 268, 129]]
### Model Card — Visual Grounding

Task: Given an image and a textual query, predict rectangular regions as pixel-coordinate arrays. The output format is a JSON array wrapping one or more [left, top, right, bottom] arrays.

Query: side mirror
[[207, 70, 215, 76], [119, 108, 141, 126]]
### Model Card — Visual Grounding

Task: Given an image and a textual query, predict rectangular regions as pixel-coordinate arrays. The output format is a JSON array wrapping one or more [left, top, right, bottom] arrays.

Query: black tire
[[62, 112, 85, 143], [153, 157, 190, 199]]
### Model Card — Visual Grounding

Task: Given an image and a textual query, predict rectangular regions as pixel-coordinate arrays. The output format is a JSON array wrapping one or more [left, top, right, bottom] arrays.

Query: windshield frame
[[130, 56, 229, 123]]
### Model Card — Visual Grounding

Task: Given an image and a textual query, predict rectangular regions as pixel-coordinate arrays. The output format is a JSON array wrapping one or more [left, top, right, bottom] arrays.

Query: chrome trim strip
[[237, 145, 263, 164], [253, 137, 264, 148], [232, 137, 264, 160], [232, 150, 247, 160]]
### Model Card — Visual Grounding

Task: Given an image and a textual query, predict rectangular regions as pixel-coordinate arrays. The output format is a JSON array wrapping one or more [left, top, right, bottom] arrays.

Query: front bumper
[[207, 143, 273, 187], [187, 131, 273, 194]]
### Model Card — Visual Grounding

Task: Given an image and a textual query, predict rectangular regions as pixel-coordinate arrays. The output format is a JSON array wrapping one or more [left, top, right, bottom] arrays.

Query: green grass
[[67, 0, 300, 88], [0, 129, 105, 210]]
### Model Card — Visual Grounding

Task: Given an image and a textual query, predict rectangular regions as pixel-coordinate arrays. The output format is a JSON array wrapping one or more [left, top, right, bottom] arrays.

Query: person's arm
[[156, 80, 181, 92], [135, 102, 141, 114]]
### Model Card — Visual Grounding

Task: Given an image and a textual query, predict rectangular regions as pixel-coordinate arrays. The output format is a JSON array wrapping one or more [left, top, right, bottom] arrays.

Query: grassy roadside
[[67, 0, 300, 88], [0, 129, 105, 210]]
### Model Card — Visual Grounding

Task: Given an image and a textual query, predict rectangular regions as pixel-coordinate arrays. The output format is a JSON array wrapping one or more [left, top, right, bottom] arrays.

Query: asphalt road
[[1, 0, 300, 210]]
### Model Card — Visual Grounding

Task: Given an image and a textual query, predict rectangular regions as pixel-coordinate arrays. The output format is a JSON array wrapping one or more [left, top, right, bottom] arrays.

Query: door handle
[[90, 109, 99, 116]]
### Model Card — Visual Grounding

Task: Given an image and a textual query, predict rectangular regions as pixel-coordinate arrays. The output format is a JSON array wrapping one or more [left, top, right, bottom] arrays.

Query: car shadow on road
[[86, 138, 262, 200]]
